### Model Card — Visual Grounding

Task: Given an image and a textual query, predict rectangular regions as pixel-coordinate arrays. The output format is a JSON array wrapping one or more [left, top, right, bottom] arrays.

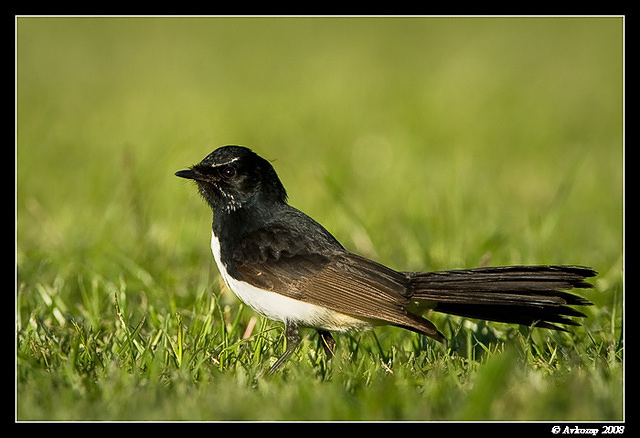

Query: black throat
[[210, 195, 286, 270]]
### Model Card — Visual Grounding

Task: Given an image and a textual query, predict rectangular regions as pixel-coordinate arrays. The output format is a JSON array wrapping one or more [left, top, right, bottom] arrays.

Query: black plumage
[[176, 145, 595, 372]]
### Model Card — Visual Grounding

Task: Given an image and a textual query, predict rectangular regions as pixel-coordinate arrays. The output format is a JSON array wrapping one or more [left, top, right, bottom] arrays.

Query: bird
[[175, 145, 595, 373]]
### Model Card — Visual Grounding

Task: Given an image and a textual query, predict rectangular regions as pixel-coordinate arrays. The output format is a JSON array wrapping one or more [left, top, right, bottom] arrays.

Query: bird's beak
[[176, 164, 220, 183], [175, 168, 198, 180], [175, 167, 211, 182]]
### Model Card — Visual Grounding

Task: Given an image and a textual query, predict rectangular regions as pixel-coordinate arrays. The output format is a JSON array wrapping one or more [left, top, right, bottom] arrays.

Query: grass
[[16, 16, 623, 421]]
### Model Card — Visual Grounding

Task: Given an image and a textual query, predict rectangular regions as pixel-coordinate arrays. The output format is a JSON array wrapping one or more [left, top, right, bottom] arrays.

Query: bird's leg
[[318, 330, 336, 359], [269, 322, 301, 373]]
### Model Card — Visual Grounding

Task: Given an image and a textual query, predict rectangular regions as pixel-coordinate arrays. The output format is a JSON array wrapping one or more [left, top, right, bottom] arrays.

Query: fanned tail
[[407, 265, 596, 331]]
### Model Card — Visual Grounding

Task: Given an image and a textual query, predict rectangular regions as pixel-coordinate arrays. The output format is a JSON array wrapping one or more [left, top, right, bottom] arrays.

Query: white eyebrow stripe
[[211, 156, 241, 167]]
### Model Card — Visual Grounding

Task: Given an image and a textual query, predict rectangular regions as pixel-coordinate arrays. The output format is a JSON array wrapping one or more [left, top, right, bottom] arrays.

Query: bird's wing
[[230, 224, 444, 340]]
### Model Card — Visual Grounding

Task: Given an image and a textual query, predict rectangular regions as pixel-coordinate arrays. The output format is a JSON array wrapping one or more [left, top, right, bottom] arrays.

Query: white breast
[[210, 232, 371, 332]]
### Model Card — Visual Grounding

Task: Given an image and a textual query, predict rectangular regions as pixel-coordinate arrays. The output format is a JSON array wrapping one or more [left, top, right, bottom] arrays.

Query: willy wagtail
[[176, 145, 595, 373]]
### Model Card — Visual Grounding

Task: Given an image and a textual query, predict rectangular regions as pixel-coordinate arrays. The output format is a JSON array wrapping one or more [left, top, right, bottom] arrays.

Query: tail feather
[[407, 265, 596, 331]]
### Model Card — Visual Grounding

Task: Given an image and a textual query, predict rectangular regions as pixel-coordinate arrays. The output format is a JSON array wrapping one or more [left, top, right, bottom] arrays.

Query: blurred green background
[[17, 17, 622, 268], [17, 16, 623, 421]]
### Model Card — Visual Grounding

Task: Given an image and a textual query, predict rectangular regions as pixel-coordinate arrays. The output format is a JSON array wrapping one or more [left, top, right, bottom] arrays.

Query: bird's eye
[[221, 166, 237, 179]]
